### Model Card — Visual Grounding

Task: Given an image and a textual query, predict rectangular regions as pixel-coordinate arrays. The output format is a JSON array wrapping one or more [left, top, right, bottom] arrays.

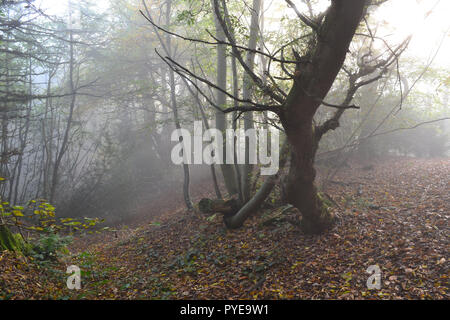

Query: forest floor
[[0, 157, 448, 300]]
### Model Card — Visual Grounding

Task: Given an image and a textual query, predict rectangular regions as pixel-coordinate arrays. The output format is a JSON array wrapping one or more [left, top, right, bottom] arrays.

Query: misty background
[[1, 0, 448, 225]]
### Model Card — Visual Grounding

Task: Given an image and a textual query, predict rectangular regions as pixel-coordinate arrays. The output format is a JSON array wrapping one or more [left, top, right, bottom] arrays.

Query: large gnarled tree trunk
[[279, 1, 366, 233]]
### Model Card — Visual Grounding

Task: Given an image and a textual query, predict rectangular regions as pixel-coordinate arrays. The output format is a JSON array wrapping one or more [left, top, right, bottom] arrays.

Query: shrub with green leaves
[[31, 233, 73, 261], [0, 181, 104, 259]]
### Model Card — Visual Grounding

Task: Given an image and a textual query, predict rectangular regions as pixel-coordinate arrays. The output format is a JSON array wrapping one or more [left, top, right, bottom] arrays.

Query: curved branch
[[285, 0, 319, 31], [155, 49, 281, 113], [224, 141, 289, 229]]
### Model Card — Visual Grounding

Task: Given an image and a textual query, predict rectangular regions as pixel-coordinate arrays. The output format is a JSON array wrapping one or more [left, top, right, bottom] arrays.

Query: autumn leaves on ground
[[0, 157, 448, 300]]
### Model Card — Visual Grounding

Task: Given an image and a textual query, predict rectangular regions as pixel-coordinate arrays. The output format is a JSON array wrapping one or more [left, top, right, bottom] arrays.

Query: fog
[[0, 0, 448, 301]]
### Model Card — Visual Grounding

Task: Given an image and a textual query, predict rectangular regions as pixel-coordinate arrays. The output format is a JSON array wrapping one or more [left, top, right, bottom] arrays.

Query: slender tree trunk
[[41, 67, 57, 200], [165, 0, 193, 211], [158, 68, 173, 163], [169, 69, 193, 210], [0, 18, 11, 198], [212, 0, 239, 197], [231, 56, 243, 204], [50, 28, 76, 203], [182, 74, 222, 199], [12, 56, 32, 204], [241, 0, 261, 203]]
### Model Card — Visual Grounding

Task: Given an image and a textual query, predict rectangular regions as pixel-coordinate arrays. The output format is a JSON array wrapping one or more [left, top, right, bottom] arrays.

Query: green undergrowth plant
[[31, 233, 73, 262], [0, 186, 105, 263]]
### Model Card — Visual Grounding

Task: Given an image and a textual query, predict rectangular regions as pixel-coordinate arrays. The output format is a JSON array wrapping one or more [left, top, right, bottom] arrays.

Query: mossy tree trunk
[[0, 225, 22, 252]]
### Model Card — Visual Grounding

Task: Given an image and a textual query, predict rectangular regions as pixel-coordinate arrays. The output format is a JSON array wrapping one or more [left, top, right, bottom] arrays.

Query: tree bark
[[211, 0, 239, 197], [166, 0, 193, 211], [241, 0, 261, 203], [280, 0, 366, 234]]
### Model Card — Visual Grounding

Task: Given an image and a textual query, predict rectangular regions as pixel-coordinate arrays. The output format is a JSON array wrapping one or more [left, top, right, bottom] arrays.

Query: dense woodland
[[0, 0, 448, 301]]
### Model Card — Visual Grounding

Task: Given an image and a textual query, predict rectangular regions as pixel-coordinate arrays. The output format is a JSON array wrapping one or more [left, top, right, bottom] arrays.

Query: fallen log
[[198, 198, 240, 218]]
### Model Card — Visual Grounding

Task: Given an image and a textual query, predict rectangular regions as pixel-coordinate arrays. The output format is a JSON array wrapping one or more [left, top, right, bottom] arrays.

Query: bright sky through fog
[[373, 0, 450, 68], [37, 0, 450, 68], [263, 0, 450, 68], [36, 0, 110, 15]]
